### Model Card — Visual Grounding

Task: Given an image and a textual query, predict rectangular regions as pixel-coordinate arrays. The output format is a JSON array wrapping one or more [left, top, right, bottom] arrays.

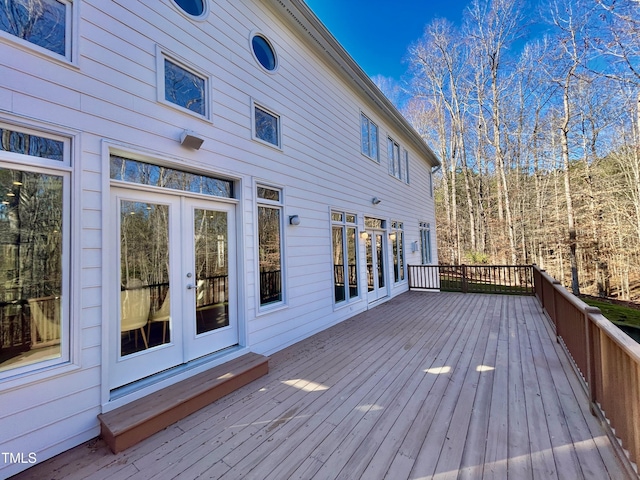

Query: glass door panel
[[119, 201, 171, 356], [193, 209, 229, 335], [184, 200, 237, 362], [366, 230, 388, 303]]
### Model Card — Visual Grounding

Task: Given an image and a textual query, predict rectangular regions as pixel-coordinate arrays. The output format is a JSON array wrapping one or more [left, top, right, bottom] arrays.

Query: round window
[[252, 34, 277, 71], [173, 0, 205, 17]]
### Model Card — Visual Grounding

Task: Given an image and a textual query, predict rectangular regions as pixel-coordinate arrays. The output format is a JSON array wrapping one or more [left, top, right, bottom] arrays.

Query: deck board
[[12, 292, 634, 480]]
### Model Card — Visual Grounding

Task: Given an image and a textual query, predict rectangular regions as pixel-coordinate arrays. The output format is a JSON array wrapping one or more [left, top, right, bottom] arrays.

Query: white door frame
[[109, 188, 239, 389]]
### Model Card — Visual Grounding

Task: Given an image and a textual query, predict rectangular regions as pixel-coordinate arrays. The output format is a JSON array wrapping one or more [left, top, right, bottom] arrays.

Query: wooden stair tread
[[98, 352, 269, 453]]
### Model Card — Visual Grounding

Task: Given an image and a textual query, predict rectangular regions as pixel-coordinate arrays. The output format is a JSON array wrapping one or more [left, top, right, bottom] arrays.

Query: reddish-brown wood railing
[[534, 265, 640, 469]]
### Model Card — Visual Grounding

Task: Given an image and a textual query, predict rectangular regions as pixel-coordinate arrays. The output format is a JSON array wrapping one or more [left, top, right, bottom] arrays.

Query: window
[[158, 49, 209, 118], [252, 102, 281, 148], [0, 125, 70, 376], [251, 33, 278, 72], [172, 0, 206, 17], [257, 185, 283, 306], [110, 155, 233, 198], [0, 0, 72, 59], [332, 211, 359, 304], [391, 221, 405, 283], [403, 149, 410, 184], [420, 222, 432, 264], [360, 113, 379, 161], [388, 138, 402, 180], [429, 170, 433, 197]]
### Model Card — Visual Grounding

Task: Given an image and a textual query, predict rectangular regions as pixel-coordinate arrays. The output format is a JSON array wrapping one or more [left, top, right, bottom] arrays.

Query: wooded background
[[392, 0, 640, 300]]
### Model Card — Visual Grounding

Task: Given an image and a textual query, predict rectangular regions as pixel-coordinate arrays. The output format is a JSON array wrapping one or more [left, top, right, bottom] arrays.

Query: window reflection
[[120, 201, 170, 356], [258, 206, 282, 305], [0, 128, 64, 161], [194, 209, 229, 335], [110, 156, 233, 198], [164, 59, 206, 116], [254, 106, 279, 146], [0, 168, 63, 371], [0, 0, 67, 56]]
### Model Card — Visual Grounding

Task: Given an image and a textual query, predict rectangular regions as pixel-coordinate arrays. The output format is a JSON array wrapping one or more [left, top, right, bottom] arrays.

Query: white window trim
[[0, 120, 79, 386], [0, 0, 78, 65], [255, 181, 286, 313], [156, 45, 213, 121], [251, 99, 282, 150], [388, 137, 403, 181], [169, 0, 211, 22], [249, 30, 280, 74], [360, 112, 379, 162]]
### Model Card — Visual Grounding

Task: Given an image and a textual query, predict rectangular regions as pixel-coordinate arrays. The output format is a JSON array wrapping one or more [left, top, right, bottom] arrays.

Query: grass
[[581, 297, 640, 329]]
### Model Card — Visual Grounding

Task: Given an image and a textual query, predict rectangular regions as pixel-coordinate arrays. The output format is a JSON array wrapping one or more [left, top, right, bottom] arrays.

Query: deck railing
[[534, 266, 640, 469], [408, 264, 534, 295]]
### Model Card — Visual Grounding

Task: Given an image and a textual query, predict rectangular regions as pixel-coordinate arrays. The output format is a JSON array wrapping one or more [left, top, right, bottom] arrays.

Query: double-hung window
[[0, 125, 71, 377], [360, 113, 379, 162], [420, 222, 432, 264], [0, 0, 73, 59], [390, 221, 405, 283], [388, 138, 401, 180], [331, 211, 359, 304], [257, 185, 283, 307]]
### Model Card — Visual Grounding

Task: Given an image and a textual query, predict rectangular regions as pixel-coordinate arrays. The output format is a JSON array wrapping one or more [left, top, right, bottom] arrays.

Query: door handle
[[187, 284, 198, 290]]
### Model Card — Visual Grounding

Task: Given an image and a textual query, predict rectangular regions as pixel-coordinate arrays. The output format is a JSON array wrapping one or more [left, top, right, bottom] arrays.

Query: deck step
[[98, 352, 269, 453]]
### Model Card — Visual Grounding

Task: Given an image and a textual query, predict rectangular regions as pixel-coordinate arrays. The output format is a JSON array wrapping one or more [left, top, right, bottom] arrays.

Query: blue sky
[[304, 0, 472, 81]]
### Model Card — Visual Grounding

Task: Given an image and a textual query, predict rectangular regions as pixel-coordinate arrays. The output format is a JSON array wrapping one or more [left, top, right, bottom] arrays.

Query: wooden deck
[[12, 292, 633, 480]]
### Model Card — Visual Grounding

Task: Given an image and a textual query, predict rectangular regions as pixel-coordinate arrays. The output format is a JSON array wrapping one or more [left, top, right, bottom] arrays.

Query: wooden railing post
[[461, 264, 468, 293], [585, 306, 601, 415]]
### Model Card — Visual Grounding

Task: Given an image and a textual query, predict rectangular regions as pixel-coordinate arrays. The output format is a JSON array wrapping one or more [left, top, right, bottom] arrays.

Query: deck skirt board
[[97, 352, 269, 453]]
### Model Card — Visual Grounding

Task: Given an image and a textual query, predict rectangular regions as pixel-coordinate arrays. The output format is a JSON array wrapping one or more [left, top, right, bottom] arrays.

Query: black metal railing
[[408, 264, 535, 295]]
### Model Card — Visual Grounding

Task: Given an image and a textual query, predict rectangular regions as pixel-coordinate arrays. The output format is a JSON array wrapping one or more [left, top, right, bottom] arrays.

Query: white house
[[0, 0, 439, 476]]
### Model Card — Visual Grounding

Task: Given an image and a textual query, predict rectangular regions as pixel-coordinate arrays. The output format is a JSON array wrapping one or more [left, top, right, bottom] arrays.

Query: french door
[[366, 230, 388, 303], [110, 188, 237, 389]]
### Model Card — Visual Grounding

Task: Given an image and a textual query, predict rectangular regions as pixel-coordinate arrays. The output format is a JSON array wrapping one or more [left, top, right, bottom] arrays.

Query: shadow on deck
[[12, 292, 634, 480]]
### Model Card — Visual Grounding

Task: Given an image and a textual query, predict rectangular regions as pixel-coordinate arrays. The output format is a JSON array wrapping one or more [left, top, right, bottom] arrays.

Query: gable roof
[[265, 0, 441, 168]]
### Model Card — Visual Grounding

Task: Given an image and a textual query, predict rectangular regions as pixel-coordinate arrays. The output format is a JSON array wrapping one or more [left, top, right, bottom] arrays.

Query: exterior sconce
[[411, 241, 419, 252], [389, 232, 397, 241], [180, 130, 205, 150], [289, 215, 300, 226], [360, 231, 369, 240], [371, 197, 381, 205]]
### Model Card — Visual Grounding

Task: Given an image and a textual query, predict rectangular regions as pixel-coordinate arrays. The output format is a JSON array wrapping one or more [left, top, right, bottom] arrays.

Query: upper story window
[[252, 101, 281, 149], [361, 113, 379, 162], [157, 47, 210, 120], [172, 0, 206, 17], [403, 149, 410, 184], [388, 137, 401, 180], [0, 0, 72, 60], [251, 33, 278, 72]]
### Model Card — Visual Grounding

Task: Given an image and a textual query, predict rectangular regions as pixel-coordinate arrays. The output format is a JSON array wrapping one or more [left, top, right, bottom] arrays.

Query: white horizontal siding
[[0, 0, 437, 476]]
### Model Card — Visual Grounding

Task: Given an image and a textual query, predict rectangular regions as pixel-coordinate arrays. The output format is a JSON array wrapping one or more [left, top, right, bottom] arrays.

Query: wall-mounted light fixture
[[371, 197, 381, 205], [180, 130, 205, 150], [360, 231, 369, 240], [411, 241, 419, 252], [389, 232, 397, 241], [289, 215, 300, 226]]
